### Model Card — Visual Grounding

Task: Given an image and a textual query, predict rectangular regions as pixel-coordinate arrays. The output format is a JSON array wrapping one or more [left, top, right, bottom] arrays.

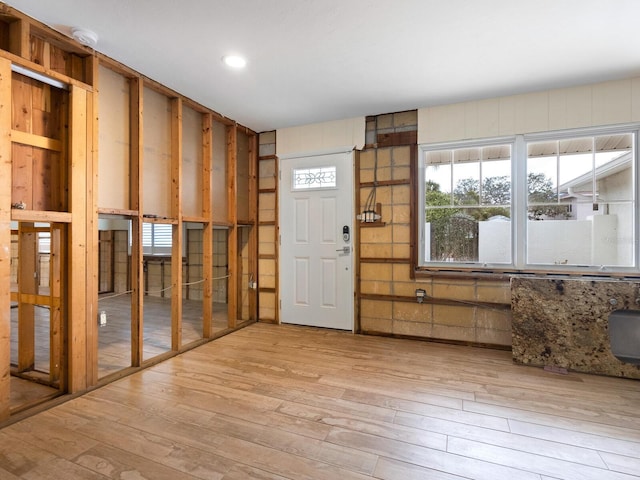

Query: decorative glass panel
[[292, 166, 337, 190]]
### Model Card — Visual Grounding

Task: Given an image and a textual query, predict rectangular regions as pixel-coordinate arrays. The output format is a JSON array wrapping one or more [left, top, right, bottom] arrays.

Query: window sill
[[414, 266, 640, 281]]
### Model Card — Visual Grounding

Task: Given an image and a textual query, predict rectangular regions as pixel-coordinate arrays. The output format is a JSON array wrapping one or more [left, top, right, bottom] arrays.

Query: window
[[420, 140, 512, 265], [292, 166, 337, 190], [142, 223, 172, 255], [419, 126, 637, 273]]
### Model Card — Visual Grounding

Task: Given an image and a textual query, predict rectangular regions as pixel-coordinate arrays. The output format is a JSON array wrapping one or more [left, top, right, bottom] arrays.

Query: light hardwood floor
[[1, 322, 639, 479]]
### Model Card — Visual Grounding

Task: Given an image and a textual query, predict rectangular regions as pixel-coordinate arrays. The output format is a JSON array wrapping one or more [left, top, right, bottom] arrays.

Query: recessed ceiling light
[[222, 55, 247, 69]]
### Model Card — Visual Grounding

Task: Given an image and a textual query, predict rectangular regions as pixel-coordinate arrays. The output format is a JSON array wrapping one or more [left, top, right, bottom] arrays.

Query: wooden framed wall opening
[[0, 3, 258, 422], [96, 214, 133, 379], [9, 221, 64, 407]]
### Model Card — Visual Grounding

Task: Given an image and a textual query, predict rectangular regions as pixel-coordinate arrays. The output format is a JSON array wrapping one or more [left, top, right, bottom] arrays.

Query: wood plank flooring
[[1, 322, 639, 479], [11, 296, 229, 378]]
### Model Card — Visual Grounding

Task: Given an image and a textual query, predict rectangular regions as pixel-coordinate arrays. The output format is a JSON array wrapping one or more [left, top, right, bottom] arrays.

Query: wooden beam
[[202, 113, 213, 338], [9, 292, 59, 307], [0, 57, 12, 421], [171, 97, 182, 351], [68, 84, 88, 393], [0, 50, 93, 92], [375, 130, 417, 148], [226, 125, 238, 328], [10, 130, 62, 151], [130, 77, 143, 367], [10, 209, 72, 223]]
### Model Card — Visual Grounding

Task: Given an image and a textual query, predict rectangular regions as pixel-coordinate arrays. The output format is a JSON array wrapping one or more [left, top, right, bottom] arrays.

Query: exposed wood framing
[[359, 293, 511, 310], [0, 57, 11, 421], [17, 222, 36, 372], [68, 85, 88, 393], [354, 150, 362, 333], [202, 113, 213, 338], [273, 150, 279, 324], [8, 18, 29, 58], [0, 49, 93, 91], [10, 210, 71, 223], [226, 125, 238, 328], [409, 145, 417, 280], [10, 130, 62, 151], [360, 257, 411, 264], [86, 55, 99, 386], [248, 134, 258, 321], [129, 77, 143, 367], [49, 225, 62, 385], [171, 97, 182, 350], [0, 3, 260, 418]]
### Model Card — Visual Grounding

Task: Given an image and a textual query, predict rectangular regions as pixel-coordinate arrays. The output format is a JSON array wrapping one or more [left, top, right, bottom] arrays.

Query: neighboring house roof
[[558, 151, 631, 199]]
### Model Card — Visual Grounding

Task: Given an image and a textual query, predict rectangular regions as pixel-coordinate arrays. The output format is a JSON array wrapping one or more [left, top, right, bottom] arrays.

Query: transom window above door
[[292, 166, 337, 190]]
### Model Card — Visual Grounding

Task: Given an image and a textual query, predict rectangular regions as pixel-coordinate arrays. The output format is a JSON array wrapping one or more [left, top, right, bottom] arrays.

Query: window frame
[[142, 222, 173, 256], [418, 136, 516, 270], [416, 123, 640, 276]]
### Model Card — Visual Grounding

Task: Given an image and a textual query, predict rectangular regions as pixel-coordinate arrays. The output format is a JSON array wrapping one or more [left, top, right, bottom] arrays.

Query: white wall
[[418, 77, 640, 144], [277, 117, 365, 156], [477, 217, 626, 266], [478, 220, 510, 264]]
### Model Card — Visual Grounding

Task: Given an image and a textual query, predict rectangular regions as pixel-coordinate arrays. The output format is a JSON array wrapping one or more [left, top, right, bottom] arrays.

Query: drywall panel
[[182, 106, 203, 217], [276, 117, 365, 156], [515, 91, 549, 134], [498, 95, 517, 136], [633, 77, 640, 122], [549, 85, 593, 131], [476, 98, 501, 138], [418, 76, 640, 144], [418, 104, 465, 144], [142, 87, 171, 218], [592, 79, 633, 126], [97, 65, 130, 210], [211, 120, 228, 223], [463, 101, 479, 140]]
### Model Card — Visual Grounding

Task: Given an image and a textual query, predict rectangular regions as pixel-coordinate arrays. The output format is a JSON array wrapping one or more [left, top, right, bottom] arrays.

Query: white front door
[[279, 150, 354, 330]]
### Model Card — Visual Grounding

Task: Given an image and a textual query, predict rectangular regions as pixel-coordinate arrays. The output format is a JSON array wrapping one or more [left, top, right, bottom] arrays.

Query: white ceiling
[[5, 0, 640, 133]]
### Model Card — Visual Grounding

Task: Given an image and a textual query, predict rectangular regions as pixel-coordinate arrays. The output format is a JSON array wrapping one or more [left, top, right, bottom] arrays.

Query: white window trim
[[418, 136, 515, 269], [418, 124, 640, 274]]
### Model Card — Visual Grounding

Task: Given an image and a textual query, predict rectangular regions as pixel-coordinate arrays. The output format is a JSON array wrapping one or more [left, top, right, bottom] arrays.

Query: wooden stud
[[85, 56, 99, 386], [170, 97, 182, 351], [273, 137, 279, 324], [68, 85, 88, 393], [354, 150, 362, 333], [129, 76, 143, 367], [202, 113, 213, 338], [49, 224, 62, 385], [409, 145, 418, 280], [17, 222, 36, 372], [226, 125, 238, 328], [248, 133, 258, 321], [0, 57, 11, 421]]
